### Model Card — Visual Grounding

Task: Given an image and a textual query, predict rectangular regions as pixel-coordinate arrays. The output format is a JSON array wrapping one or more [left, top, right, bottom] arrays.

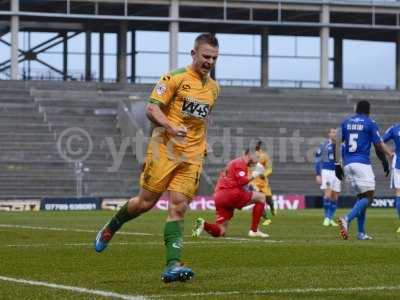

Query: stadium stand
[[206, 87, 399, 196], [0, 80, 141, 198], [0, 80, 398, 198]]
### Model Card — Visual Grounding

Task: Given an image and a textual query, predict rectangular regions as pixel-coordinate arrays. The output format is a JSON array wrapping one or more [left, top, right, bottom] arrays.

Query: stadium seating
[[0, 80, 398, 198], [206, 87, 398, 196], [0, 81, 141, 198]]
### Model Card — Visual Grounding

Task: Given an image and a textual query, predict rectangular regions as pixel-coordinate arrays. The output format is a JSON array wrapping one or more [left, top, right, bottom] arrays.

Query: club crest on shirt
[[156, 82, 167, 96], [181, 97, 210, 119]]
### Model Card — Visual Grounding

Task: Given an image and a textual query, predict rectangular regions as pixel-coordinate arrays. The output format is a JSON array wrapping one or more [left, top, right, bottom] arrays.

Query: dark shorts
[[214, 188, 253, 224]]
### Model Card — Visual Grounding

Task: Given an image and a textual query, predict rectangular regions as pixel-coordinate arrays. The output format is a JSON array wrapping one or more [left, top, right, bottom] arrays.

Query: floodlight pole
[[10, 0, 19, 80], [320, 4, 330, 89], [169, 0, 179, 70], [85, 30, 91, 81], [117, 21, 128, 83], [99, 31, 104, 82], [62, 32, 68, 81], [261, 28, 269, 88], [131, 30, 136, 83], [333, 37, 343, 88]]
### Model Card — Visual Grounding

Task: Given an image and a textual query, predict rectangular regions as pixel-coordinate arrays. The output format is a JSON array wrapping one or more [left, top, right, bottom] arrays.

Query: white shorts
[[320, 169, 341, 192], [390, 167, 400, 189], [344, 163, 375, 194]]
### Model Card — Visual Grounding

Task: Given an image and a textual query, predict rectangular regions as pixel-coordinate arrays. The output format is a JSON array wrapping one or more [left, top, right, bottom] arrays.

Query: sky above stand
[[0, 31, 395, 89]]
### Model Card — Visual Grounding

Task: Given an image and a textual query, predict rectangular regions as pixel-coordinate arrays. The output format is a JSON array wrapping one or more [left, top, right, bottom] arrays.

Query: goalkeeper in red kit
[[192, 149, 269, 238]]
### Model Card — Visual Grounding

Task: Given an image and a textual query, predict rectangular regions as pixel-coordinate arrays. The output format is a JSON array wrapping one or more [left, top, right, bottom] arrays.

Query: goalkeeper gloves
[[335, 163, 344, 181]]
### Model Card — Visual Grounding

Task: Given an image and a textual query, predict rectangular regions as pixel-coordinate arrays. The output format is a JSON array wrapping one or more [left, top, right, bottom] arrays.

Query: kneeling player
[[192, 149, 269, 238]]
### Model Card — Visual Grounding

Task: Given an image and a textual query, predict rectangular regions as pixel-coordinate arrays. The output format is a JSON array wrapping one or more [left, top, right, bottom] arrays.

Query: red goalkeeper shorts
[[214, 188, 253, 224]]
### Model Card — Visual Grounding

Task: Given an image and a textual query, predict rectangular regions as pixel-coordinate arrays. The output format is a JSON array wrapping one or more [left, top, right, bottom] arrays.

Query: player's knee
[[134, 189, 161, 213], [253, 192, 266, 203], [324, 188, 334, 199], [331, 192, 339, 201], [130, 198, 153, 214], [169, 201, 189, 219]]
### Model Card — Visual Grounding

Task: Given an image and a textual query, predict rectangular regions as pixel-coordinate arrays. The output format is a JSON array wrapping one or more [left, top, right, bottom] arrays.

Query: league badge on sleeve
[[156, 82, 167, 96]]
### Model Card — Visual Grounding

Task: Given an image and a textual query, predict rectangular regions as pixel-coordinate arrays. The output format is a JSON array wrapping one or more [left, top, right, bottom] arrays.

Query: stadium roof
[[0, 0, 400, 42]]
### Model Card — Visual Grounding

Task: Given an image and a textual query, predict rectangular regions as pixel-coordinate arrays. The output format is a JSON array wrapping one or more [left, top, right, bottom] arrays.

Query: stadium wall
[[0, 195, 397, 212]]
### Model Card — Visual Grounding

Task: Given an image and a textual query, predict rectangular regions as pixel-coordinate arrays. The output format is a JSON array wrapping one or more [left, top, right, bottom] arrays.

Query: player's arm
[[372, 123, 393, 177], [146, 102, 186, 137], [374, 142, 392, 177], [334, 127, 344, 180], [146, 75, 186, 137], [382, 126, 393, 145], [263, 154, 272, 178], [314, 144, 322, 176]]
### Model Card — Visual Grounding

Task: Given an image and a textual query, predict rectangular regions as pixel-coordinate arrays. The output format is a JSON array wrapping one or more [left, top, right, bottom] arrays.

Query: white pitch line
[[4, 239, 276, 248], [223, 236, 283, 243], [0, 275, 149, 300], [150, 285, 400, 298], [0, 223, 284, 243], [0, 224, 152, 236]]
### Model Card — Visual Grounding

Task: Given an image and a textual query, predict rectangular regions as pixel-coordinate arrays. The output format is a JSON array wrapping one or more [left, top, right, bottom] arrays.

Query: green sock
[[164, 220, 184, 267], [107, 201, 138, 232]]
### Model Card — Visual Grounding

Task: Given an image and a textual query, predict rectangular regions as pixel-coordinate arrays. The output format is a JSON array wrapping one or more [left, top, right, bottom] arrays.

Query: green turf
[[0, 209, 399, 300]]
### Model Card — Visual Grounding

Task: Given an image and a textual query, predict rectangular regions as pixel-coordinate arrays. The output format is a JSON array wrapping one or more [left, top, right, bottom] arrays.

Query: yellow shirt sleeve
[[149, 73, 178, 106]]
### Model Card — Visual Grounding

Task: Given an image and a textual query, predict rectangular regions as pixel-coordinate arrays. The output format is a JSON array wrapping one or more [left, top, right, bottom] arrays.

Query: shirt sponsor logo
[[181, 98, 210, 119], [182, 83, 191, 91]]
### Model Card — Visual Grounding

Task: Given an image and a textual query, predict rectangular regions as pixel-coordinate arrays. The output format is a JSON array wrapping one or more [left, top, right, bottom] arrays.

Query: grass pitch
[[0, 209, 399, 300]]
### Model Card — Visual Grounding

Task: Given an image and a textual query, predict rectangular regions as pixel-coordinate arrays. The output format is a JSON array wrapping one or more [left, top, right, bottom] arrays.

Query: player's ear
[[191, 49, 195, 56]]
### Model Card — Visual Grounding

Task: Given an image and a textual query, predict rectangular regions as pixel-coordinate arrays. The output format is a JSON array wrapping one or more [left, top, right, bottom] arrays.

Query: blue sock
[[357, 207, 366, 234], [328, 201, 337, 220], [396, 197, 400, 219], [323, 197, 330, 218], [346, 198, 369, 223]]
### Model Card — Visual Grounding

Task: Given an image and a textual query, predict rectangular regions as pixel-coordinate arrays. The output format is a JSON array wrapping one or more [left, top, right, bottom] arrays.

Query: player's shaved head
[[355, 100, 370, 115], [255, 140, 263, 151], [194, 33, 219, 49]]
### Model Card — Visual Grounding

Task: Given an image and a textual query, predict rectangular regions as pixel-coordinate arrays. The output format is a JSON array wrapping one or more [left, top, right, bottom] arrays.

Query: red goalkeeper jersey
[[215, 157, 250, 191]]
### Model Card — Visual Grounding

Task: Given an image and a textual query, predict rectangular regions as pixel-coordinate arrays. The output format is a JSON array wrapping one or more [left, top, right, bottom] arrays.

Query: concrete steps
[[1, 81, 399, 198]]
